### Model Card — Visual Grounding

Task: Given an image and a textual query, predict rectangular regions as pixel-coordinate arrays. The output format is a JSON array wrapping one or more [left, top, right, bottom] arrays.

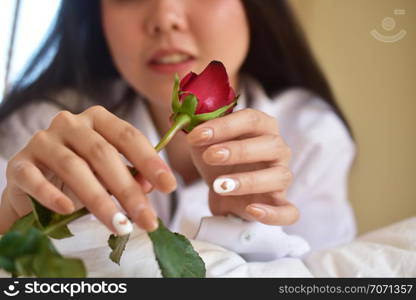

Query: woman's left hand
[[187, 108, 299, 225]]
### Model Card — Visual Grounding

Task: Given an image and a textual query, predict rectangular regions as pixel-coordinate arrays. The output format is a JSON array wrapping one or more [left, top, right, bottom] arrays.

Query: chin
[[140, 90, 171, 108]]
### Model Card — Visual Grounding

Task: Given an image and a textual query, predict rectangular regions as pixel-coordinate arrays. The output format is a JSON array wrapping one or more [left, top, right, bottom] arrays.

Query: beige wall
[[290, 0, 416, 233]]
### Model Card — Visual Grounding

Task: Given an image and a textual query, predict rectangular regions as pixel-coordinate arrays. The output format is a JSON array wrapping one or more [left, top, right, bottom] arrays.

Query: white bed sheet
[[304, 217, 416, 277], [0, 217, 415, 278]]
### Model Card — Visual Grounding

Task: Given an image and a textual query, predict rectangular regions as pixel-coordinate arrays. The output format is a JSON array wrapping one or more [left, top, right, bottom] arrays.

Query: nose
[[145, 0, 187, 35]]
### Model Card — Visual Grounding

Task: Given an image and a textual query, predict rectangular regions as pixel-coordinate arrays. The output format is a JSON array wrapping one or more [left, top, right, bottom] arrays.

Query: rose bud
[[137, 61, 238, 157], [178, 60, 237, 114], [171, 60, 238, 132]]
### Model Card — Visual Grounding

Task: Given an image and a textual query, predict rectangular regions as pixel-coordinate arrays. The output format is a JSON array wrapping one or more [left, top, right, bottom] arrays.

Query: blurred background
[[1, 0, 415, 234], [291, 0, 416, 233]]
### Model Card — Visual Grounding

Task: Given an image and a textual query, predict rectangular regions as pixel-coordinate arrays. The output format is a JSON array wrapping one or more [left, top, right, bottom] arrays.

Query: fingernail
[[247, 205, 267, 219], [207, 148, 230, 163], [149, 218, 159, 232], [156, 170, 176, 192], [189, 127, 213, 144], [213, 177, 238, 194], [112, 212, 133, 236], [61, 202, 75, 214], [140, 209, 159, 232], [53, 197, 75, 214]]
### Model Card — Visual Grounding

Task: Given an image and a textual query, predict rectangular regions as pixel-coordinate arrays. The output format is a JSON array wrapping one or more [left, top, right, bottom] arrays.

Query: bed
[[2, 216, 413, 278]]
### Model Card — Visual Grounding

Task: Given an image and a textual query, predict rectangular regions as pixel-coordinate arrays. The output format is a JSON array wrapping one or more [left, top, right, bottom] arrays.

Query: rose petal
[[180, 72, 197, 90], [227, 87, 236, 103], [183, 61, 232, 114]]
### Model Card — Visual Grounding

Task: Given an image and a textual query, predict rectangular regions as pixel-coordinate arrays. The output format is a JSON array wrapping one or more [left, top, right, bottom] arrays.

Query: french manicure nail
[[53, 198, 75, 214], [189, 128, 213, 144], [213, 177, 238, 194], [156, 170, 176, 192], [141, 209, 159, 232], [112, 212, 133, 236], [209, 148, 230, 162], [149, 218, 159, 232]]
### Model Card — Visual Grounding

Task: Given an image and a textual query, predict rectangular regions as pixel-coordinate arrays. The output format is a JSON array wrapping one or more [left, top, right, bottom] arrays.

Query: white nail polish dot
[[213, 177, 237, 194], [112, 212, 133, 236]]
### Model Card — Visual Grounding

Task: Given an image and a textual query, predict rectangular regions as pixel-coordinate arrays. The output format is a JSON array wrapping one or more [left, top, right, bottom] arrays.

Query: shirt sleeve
[[0, 101, 62, 160], [194, 215, 310, 262], [0, 102, 62, 210]]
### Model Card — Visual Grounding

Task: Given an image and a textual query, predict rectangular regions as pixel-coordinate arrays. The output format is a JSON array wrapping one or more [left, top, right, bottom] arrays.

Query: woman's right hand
[[1, 106, 177, 235]]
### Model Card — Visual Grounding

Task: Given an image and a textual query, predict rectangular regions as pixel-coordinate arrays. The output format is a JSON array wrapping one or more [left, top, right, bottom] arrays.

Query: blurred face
[[101, 0, 250, 109]]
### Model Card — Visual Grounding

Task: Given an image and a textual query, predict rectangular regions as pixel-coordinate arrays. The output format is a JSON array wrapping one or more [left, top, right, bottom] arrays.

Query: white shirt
[[0, 75, 356, 261]]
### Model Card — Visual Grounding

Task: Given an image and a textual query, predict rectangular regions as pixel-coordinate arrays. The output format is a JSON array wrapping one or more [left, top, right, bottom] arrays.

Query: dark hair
[[0, 0, 353, 136]]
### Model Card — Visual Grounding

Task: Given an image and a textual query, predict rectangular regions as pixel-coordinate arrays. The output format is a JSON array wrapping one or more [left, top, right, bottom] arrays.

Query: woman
[[0, 0, 356, 260]]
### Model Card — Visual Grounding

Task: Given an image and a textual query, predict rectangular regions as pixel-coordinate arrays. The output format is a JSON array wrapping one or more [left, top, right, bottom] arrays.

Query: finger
[[187, 108, 278, 146], [245, 202, 299, 225], [103, 165, 153, 194], [30, 133, 135, 235], [127, 166, 154, 194], [202, 134, 291, 166], [60, 127, 158, 231], [0, 187, 24, 233], [79, 106, 176, 193], [7, 159, 75, 214], [134, 173, 154, 194], [212, 165, 293, 196]]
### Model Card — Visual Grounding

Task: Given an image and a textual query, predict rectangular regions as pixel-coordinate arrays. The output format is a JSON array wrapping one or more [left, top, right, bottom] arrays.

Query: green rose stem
[[154, 113, 191, 152], [42, 207, 89, 236], [129, 113, 191, 176]]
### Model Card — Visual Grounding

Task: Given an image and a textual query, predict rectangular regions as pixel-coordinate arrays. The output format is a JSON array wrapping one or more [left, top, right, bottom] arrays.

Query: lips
[[149, 48, 195, 63], [148, 49, 196, 75]]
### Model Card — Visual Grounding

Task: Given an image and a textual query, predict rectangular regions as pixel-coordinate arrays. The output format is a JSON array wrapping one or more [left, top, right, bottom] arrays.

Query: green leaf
[[30, 196, 74, 239], [0, 202, 87, 277], [9, 212, 36, 232], [32, 237, 86, 278], [45, 219, 73, 239], [35, 255, 86, 278], [171, 74, 181, 113], [15, 255, 35, 276], [148, 219, 206, 278], [0, 227, 43, 274], [0, 228, 86, 278], [108, 234, 130, 265], [31, 197, 53, 227], [0, 228, 42, 258], [0, 256, 14, 273]]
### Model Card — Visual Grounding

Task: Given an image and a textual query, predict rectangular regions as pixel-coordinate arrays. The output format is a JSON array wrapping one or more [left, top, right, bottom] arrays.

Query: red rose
[[155, 60, 238, 151], [168, 61, 238, 135], [179, 61, 236, 114]]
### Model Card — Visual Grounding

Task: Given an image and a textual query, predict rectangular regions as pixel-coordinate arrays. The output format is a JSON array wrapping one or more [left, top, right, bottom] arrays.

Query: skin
[[0, 0, 298, 235]]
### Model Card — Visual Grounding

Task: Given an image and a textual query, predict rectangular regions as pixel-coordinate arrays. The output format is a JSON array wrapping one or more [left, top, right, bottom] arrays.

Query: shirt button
[[240, 230, 255, 245]]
